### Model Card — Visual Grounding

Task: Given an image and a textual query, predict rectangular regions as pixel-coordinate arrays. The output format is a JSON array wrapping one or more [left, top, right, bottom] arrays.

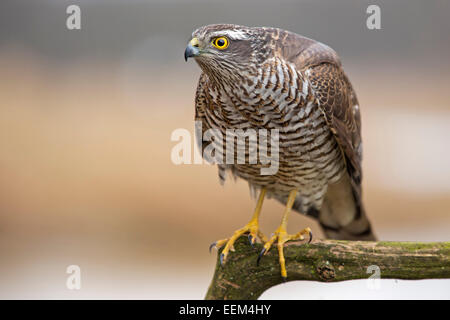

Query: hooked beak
[[184, 37, 200, 61]]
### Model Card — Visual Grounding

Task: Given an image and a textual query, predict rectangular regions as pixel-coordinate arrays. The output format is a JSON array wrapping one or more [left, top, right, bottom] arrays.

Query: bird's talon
[[248, 234, 254, 247], [209, 242, 217, 253], [258, 222, 312, 278], [210, 188, 266, 265], [257, 248, 266, 266]]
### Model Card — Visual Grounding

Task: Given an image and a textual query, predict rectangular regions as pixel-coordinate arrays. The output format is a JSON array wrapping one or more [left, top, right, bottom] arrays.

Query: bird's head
[[184, 24, 270, 85]]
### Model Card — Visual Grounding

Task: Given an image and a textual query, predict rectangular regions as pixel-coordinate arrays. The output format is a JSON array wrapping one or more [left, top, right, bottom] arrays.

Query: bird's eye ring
[[212, 37, 229, 50]]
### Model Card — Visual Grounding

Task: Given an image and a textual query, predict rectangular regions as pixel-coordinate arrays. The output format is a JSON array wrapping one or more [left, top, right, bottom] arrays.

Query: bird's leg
[[257, 189, 312, 280], [210, 188, 268, 265]]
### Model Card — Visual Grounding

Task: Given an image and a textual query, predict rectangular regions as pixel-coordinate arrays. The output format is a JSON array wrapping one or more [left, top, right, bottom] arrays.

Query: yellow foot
[[210, 188, 267, 266], [257, 226, 312, 280], [209, 221, 268, 266]]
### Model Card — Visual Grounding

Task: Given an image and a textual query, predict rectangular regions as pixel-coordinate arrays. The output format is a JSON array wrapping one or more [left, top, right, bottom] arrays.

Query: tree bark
[[205, 236, 450, 300]]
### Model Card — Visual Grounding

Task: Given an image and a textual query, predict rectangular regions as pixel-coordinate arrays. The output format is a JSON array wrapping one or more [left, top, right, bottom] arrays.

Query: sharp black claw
[[209, 242, 216, 253], [248, 234, 254, 248], [257, 248, 266, 266], [308, 231, 313, 244], [220, 253, 225, 266], [282, 276, 287, 282]]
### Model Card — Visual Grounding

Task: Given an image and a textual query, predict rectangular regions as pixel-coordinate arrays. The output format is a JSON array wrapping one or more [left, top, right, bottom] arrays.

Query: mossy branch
[[205, 236, 450, 300]]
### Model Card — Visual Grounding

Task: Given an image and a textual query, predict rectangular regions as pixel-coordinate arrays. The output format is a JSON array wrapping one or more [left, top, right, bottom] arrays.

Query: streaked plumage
[[188, 24, 375, 243]]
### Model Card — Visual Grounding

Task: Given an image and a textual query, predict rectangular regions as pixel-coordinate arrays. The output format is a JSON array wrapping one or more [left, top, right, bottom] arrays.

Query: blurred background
[[0, 0, 449, 299]]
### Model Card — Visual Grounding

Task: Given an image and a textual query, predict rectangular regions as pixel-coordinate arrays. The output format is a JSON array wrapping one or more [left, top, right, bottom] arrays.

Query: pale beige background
[[0, 0, 449, 299]]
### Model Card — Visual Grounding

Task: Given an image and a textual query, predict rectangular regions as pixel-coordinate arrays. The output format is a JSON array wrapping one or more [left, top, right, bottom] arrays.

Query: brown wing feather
[[276, 30, 374, 239], [308, 63, 363, 189], [308, 63, 375, 240], [275, 30, 363, 195]]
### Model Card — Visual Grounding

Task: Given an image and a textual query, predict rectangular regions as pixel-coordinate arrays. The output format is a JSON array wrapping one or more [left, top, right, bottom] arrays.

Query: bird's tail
[[292, 174, 376, 241], [318, 201, 376, 241]]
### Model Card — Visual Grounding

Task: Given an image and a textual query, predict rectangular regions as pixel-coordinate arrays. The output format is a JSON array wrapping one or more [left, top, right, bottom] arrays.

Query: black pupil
[[217, 39, 225, 47]]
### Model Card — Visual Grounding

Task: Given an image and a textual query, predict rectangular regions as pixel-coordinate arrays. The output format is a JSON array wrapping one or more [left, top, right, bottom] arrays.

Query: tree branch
[[205, 236, 450, 300]]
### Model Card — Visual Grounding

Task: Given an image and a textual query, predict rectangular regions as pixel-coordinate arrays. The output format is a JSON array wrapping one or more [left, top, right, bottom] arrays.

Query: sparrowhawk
[[184, 24, 376, 279]]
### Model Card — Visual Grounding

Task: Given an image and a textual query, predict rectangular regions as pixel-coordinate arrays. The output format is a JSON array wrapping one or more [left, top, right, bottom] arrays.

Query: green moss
[[205, 236, 450, 300], [377, 241, 450, 252]]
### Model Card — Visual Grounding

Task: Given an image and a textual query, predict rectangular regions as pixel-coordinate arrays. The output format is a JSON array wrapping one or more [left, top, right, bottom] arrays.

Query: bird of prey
[[185, 24, 376, 279]]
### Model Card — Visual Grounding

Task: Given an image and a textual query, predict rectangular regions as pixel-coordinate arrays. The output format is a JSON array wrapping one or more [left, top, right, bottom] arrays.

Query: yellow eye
[[212, 37, 229, 50]]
